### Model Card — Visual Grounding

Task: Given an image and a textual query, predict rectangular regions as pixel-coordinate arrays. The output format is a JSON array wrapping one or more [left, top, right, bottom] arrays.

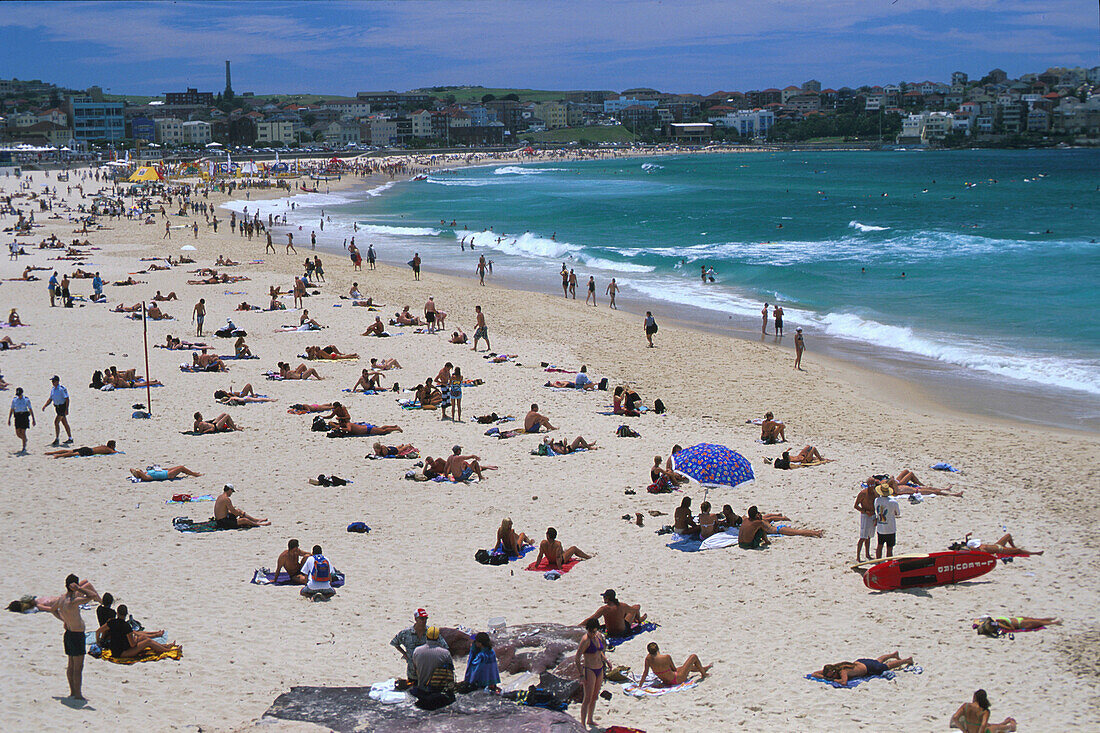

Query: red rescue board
[[863, 551, 996, 590]]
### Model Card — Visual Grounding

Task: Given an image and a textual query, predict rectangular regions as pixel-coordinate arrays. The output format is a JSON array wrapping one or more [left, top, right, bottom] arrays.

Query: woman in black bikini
[[574, 618, 607, 728]]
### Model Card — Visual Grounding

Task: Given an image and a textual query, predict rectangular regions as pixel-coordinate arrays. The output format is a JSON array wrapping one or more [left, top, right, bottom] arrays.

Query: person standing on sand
[[48, 270, 58, 307], [568, 269, 577, 299], [411, 252, 421, 280], [8, 386, 35, 454], [761, 303, 769, 334], [794, 327, 805, 370], [266, 231, 275, 254], [43, 375, 72, 446], [472, 305, 490, 352], [424, 297, 438, 334], [561, 264, 569, 296], [51, 573, 99, 701], [606, 278, 619, 308], [163, 220, 171, 239], [286, 232, 296, 254], [586, 276, 597, 306], [477, 255, 487, 286], [774, 304, 784, 336], [873, 484, 901, 559], [193, 298, 206, 337], [644, 311, 658, 348], [311, 231, 316, 249], [855, 483, 876, 562], [367, 244, 376, 270]]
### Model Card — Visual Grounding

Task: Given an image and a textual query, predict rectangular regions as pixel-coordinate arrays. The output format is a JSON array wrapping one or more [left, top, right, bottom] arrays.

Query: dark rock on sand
[[263, 686, 585, 732], [439, 623, 586, 680]]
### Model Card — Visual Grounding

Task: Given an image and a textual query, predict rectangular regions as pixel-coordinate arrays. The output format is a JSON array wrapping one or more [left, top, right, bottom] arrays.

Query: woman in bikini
[[642, 641, 712, 686], [950, 689, 1017, 733], [496, 518, 531, 556], [574, 618, 607, 728], [975, 615, 1060, 637]]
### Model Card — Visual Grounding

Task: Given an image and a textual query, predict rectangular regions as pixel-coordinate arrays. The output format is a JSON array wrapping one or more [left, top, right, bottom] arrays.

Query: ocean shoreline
[[266, 156, 1100, 434]]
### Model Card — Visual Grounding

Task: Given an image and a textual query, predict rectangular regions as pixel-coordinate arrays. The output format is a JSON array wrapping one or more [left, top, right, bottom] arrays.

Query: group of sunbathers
[[674, 496, 823, 546]]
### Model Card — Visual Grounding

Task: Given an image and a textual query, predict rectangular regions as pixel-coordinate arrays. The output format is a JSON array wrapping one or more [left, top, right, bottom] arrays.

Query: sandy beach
[[0, 159, 1097, 732]]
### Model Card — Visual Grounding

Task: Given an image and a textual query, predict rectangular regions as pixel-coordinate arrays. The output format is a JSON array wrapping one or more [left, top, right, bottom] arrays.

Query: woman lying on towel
[[810, 651, 914, 685], [543, 436, 597, 454], [130, 465, 202, 481], [278, 362, 323, 380], [768, 445, 830, 469], [96, 604, 180, 660], [868, 473, 963, 497], [371, 442, 419, 458], [193, 412, 241, 433], [214, 388, 275, 405]]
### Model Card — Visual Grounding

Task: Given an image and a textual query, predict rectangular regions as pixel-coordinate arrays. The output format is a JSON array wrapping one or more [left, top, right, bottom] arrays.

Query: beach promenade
[[0, 159, 1096, 732]]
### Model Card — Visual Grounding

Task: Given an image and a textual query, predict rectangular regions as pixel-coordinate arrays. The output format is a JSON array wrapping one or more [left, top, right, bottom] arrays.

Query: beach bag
[[488, 553, 509, 566], [311, 416, 328, 432], [597, 377, 609, 391], [616, 425, 640, 438], [347, 522, 371, 533], [474, 549, 491, 565], [653, 399, 666, 414]]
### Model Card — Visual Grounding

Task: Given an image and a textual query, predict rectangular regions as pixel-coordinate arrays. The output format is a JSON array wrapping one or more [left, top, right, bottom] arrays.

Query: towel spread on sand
[[607, 622, 659, 650], [218, 354, 259, 360], [342, 388, 384, 395], [525, 556, 580, 574], [250, 568, 346, 587], [98, 646, 182, 664], [172, 517, 252, 533], [165, 494, 214, 504], [620, 670, 699, 697], [804, 664, 921, 689]]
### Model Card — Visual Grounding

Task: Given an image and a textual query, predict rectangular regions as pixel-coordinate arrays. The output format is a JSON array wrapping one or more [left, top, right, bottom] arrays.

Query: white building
[[154, 117, 184, 146], [708, 109, 775, 137], [322, 100, 371, 118], [410, 110, 433, 138], [182, 120, 212, 145], [256, 120, 295, 145]]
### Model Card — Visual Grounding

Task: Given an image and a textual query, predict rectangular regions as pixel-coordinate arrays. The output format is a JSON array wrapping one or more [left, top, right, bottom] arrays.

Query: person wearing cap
[[873, 483, 902, 559], [42, 375, 72, 447], [411, 626, 454, 693], [580, 589, 647, 637], [213, 484, 270, 529], [8, 386, 35, 455], [391, 609, 448, 683], [444, 445, 488, 482], [794, 327, 805, 370]]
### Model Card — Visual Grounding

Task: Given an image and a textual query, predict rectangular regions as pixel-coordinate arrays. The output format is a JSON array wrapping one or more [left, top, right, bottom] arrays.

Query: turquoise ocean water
[[228, 150, 1100, 426]]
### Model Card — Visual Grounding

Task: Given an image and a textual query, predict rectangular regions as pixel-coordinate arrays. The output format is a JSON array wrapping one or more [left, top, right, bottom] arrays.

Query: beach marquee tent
[[127, 165, 163, 182]]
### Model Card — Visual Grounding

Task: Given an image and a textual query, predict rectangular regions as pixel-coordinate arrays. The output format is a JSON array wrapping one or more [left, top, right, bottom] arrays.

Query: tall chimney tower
[[224, 60, 233, 98]]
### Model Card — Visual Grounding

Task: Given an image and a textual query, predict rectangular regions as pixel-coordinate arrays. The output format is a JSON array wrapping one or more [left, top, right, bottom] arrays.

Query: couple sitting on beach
[[546, 365, 596, 390], [95, 603, 181, 661], [495, 521, 592, 567], [421, 446, 495, 481], [274, 539, 337, 599], [674, 497, 823, 546]]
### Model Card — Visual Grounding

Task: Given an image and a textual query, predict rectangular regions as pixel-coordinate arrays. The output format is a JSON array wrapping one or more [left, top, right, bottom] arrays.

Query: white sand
[[0, 162, 1096, 732]]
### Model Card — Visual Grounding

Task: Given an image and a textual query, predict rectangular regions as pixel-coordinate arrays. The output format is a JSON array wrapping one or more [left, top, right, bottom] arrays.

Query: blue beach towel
[[250, 568, 346, 587], [607, 622, 658, 650], [805, 664, 921, 689], [931, 462, 959, 472]]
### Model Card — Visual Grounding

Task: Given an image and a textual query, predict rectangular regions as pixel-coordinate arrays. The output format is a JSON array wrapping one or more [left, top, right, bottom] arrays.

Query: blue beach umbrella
[[672, 443, 754, 488]]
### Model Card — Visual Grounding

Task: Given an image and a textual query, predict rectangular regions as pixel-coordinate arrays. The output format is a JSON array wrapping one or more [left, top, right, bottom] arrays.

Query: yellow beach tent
[[127, 165, 163, 182]]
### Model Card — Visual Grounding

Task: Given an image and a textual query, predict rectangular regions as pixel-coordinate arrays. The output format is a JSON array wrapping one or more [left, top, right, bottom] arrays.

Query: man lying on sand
[[130, 465, 202, 481], [214, 484, 269, 528], [278, 361, 323, 380], [305, 345, 358, 360], [327, 421, 402, 437], [370, 357, 401, 370], [581, 589, 646, 637], [810, 651, 914, 684], [768, 445, 830, 469], [193, 412, 241, 433], [193, 352, 226, 372], [738, 506, 823, 548], [46, 440, 118, 458]]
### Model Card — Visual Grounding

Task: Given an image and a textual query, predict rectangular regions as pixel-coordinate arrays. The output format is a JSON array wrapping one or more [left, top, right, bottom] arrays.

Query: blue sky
[[1, 1, 1095, 96]]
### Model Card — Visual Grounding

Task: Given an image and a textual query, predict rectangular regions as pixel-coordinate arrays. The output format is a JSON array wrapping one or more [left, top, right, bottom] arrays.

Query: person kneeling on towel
[[300, 546, 336, 600]]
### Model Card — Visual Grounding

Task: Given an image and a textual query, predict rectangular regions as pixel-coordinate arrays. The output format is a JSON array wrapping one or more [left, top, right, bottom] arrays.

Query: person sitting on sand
[[415, 379, 441, 408], [300, 545, 336, 600], [362, 317, 386, 336], [810, 651, 914, 685], [322, 402, 352, 430], [370, 357, 401, 370], [960, 532, 1043, 556], [536, 527, 592, 569], [421, 455, 446, 479], [761, 412, 785, 444], [234, 336, 252, 358], [642, 642, 712, 686], [7, 309, 24, 326], [698, 501, 721, 539], [299, 309, 323, 329], [306, 345, 358, 360], [278, 361, 323, 380], [496, 518, 532, 556], [950, 689, 1017, 733], [193, 352, 227, 372], [650, 455, 685, 490], [738, 506, 772, 549], [193, 411, 241, 433], [444, 445, 490, 481], [328, 421, 403, 437], [145, 302, 169, 320], [674, 497, 699, 536], [612, 386, 639, 417], [46, 440, 118, 458], [581, 589, 647, 637], [543, 435, 596, 454], [450, 329, 467, 344], [371, 441, 418, 458], [268, 293, 286, 311], [524, 404, 557, 433], [975, 615, 1061, 637], [129, 465, 202, 481], [394, 306, 421, 326], [214, 484, 269, 527], [96, 604, 180, 660], [352, 368, 383, 392]]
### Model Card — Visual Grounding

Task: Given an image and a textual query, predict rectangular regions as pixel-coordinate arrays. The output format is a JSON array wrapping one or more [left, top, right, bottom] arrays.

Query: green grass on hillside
[[521, 126, 637, 144]]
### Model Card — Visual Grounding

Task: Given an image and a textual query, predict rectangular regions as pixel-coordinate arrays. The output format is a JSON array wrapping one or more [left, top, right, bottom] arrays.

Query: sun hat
[[875, 484, 892, 497], [426, 626, 440, 640]]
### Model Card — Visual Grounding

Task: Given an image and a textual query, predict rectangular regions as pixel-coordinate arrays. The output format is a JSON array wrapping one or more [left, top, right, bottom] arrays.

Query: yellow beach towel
[[99, 646, 182, 664]]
